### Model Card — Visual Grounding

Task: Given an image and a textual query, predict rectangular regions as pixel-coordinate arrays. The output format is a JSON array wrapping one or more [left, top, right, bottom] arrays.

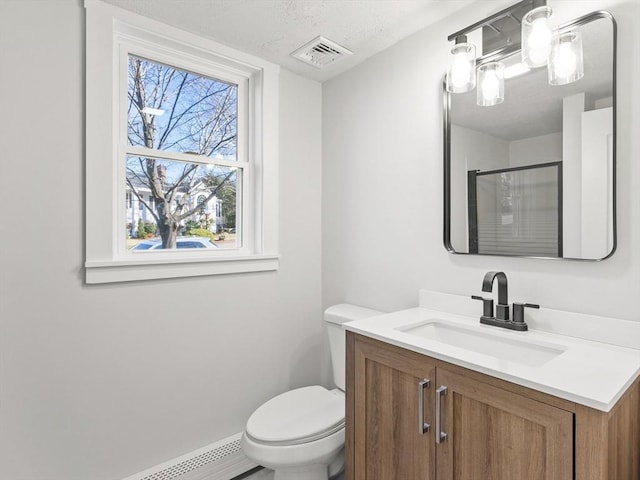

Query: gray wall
[[323, 0, 640, 319], [0, 1, 324, 479]]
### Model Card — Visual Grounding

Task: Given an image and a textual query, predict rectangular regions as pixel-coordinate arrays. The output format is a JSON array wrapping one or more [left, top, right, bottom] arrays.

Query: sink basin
[[397, 320, 566, 367]]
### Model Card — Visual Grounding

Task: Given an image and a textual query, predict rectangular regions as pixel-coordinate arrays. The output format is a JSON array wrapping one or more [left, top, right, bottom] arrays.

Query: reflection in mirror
[[469, 162, 561, 256], [444, 12, 616, 260]]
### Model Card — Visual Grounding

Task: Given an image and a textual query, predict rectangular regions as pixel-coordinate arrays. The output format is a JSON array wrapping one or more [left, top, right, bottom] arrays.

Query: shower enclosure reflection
[[468, 163, 561, 256]]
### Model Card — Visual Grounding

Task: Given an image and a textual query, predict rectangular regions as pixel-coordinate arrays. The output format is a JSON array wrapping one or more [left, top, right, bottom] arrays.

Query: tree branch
[[176, 170, 235, 222]]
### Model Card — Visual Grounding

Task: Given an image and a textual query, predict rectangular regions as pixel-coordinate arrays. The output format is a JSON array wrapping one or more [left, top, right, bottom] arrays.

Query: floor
[[234, 467, 345, 480], [234, 467, 273, 480]]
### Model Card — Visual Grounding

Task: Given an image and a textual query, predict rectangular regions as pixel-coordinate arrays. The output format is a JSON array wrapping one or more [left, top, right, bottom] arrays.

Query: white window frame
[[85, 0, 279, 284]]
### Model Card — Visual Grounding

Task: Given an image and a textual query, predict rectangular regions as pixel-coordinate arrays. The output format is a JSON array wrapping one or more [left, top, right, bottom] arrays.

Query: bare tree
[[126, 56, 237, 248]]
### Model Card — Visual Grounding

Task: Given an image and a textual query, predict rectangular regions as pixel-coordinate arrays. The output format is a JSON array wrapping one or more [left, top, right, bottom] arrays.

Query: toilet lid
[[246, 386, 345, 445]]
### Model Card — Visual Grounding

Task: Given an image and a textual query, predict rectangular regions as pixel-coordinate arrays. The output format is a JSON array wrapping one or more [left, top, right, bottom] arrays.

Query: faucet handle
[[512, 302, 540, 324], [471, 295, 494, 318]]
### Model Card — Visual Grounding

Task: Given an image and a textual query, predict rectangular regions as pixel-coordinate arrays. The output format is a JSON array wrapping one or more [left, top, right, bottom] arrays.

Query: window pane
[[128, 55, 238, 161], [126, 156, 239, 250]]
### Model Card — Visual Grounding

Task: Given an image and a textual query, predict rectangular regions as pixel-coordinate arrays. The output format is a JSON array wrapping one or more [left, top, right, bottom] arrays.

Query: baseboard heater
[[121, 432, 258, 480]]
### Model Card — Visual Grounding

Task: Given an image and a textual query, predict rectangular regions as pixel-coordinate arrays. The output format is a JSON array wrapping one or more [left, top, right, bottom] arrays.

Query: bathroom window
[[85, 0, 280, 283], [125, 55, 241, 251]]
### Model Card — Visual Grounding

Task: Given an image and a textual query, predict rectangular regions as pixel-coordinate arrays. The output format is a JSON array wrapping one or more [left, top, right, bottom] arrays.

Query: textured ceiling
[[101, 0, 477, 82]]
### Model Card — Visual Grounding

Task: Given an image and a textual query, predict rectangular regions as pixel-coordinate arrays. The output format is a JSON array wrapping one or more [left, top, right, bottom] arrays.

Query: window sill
[[85, 254, 279, 284]]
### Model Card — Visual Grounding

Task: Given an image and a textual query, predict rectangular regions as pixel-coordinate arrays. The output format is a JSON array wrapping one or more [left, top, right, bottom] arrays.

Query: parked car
[[132, 236, 218, 251]]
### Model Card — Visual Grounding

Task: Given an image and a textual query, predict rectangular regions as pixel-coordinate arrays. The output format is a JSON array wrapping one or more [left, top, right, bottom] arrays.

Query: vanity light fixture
[[446, 0, 585, 106]]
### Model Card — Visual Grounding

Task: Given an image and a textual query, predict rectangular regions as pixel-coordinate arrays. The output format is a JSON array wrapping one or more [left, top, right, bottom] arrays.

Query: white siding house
[[125, 183, 224, 237]]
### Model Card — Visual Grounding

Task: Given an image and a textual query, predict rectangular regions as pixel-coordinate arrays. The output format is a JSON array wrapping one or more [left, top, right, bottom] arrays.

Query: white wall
[[563, 92, 586, 257], [581, 107, 614, 258], [323, 0, 640, 320], [0, 1, 324, 480], [450, 125, 509, 251], [509, 132, 562, 167]]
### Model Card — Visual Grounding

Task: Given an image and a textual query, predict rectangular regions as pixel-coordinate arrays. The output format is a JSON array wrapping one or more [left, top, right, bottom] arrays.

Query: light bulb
[[527, 18, 552, 64], [477, 62, 504, 107], [446, 42, 476, 93], [522, 6, 553, 68], [451, 52, 472, 88], [481, 72, 500, 103], [548, 31, 584, 85], [553, 42, 577, 78]]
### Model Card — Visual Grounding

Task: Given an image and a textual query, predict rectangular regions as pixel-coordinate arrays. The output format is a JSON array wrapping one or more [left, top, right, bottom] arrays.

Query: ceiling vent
[[291, 36, 353, 69]]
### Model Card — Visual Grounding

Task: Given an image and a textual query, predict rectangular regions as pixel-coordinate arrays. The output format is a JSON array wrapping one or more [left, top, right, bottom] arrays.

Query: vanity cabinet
[[346, 332, 640, 480]]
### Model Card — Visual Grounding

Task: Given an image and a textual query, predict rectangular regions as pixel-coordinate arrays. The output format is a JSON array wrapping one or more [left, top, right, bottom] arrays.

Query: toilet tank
[[324, 304, 382, 391]]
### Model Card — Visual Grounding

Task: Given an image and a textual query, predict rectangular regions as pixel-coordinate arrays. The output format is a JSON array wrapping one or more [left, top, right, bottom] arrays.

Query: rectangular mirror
[[444, 11, 616, 260]]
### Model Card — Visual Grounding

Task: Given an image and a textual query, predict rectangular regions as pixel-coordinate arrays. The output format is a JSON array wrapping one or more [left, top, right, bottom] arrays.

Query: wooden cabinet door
[[434, 368, 573, 480], [350, 336, 436, 480]]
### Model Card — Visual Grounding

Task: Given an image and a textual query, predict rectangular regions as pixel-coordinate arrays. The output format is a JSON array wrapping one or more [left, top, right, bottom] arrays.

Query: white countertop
[[345, 306, 640, 412]]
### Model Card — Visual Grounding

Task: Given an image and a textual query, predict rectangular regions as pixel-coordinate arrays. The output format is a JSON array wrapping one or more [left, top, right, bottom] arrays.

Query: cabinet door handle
[[435, 385, 448, 444], [418, 378, 430, 434]]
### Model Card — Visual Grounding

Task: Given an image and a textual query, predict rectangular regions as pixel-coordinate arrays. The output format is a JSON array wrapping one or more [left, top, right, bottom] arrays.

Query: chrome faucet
[[472, 271, 538, 332]]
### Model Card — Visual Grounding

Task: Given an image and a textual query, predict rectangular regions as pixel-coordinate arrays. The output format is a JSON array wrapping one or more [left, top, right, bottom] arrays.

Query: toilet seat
[[245, 386, 344, 446]]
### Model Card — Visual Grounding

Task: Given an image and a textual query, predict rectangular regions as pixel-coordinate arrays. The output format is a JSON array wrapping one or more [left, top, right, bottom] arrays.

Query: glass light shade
[[477, 62, 504, 107], [446, 43, 476, 93], [548, 31, 584, 85], [522, 6, 553, 68]]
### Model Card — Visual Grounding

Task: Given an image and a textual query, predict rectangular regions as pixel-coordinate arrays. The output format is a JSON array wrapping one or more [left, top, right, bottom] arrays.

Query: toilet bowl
[[241, 304, 381, 480], [242, 386, 345, 480]]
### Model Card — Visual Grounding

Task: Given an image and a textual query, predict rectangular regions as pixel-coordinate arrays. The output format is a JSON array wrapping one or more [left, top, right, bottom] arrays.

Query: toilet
[[241, 304, 381, 480]]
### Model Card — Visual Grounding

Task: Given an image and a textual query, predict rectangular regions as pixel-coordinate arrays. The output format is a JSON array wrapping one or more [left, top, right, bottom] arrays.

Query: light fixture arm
[[447, 0, 546, 43]]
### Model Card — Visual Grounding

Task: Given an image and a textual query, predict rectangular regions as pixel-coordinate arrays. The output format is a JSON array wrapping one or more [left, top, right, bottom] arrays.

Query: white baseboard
[[121, 433, 257, 480]]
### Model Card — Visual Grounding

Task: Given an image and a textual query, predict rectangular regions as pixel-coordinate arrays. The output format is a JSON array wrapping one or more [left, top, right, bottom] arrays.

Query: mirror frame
[[443, 10, 617, 261]]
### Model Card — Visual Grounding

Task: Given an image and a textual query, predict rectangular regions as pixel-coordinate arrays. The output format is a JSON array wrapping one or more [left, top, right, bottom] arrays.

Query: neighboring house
[[126, 180, 224, 237]]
